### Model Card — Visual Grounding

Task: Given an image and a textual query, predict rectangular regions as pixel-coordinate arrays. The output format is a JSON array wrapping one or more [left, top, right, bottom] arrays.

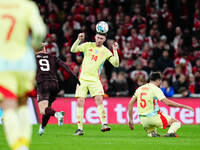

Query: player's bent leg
[[38, 100, 49, 135], [38, 100, 64, 128], [2, 99, 22, 150], [94, 95, 110, 132], [141, 115, 162, 137], [74, 97, 85, 135], [164, 118, 181, 137], [18, 96, 32, 147], [146, 128, 160, 137]]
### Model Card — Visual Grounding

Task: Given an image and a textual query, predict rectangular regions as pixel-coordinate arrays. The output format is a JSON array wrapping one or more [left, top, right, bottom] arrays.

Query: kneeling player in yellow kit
[[128, 72, 193, 137], [0, 0, 46, 149], [71, 28, 119, 135]]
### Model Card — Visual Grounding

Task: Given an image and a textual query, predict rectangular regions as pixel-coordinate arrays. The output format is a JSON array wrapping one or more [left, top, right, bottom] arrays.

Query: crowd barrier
[[33, 97, 200, 125]]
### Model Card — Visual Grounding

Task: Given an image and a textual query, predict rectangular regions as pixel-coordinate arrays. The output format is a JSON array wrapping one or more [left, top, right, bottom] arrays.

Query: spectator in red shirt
[[130, 61, 148, 82], [160, 3, 174, 24], [115, 27, 126, 50], [192, 58, 200, 83], [44, 33, 59, 57], [188, 74, 196, 94], [122, 42, 133, 59], [127, 28, 143, 49], [174, 55, 192, 76], [123, 15, 132, 36]]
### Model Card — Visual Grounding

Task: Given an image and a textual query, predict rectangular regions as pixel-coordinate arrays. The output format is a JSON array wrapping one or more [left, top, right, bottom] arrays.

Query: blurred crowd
[[34, 0, 200, 97]]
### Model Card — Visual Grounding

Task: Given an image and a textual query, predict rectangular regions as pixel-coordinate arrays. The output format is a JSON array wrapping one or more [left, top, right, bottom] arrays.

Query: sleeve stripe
[[107, 55, 112, 60]]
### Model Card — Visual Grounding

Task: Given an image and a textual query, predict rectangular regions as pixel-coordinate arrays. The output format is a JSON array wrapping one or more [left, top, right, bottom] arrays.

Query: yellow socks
[[97, 104, 107, 125], [168, 121, 181, 133], [3, 109, 20, 148], [12, 138, 29, 150], [77, 107, 84, 130], [76, 104, 107, 129], [18, 106, 32, 144]]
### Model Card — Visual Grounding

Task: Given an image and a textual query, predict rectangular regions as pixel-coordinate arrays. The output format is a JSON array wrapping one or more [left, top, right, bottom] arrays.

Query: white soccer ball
[[96, 21, 109, 34]]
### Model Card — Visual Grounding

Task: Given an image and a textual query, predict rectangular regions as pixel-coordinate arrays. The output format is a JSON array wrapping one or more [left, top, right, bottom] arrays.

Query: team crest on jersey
[[95, 50, 99, 54]]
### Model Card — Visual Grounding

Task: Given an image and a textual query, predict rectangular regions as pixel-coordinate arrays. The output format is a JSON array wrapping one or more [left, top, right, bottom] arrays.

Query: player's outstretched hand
[[128, 120, 134, 130], [112, 42, 119, 51], [185, 106, 194, 112], [78, 33, 85, 41]]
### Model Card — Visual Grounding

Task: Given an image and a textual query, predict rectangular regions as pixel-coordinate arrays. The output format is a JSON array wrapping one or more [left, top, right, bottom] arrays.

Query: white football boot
[[38, 125, 45, 136], [55, 111, 65, 126]]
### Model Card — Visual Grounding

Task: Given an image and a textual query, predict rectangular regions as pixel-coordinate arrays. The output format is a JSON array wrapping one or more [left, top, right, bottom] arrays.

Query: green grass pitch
[[0, 124, 200, 150]]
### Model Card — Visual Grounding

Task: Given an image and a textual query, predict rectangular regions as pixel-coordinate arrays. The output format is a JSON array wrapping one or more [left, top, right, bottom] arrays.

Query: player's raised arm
[[57, 58, 80, 85], [108, 42, 119, 67], [28, 2, 46, 49], [161, 98, 193, 111], [128, 95, 137, 130], [71, 33, 85, 53]]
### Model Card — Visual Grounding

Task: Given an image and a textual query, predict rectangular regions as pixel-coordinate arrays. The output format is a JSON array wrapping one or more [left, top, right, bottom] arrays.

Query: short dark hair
[[150, 72, 162, 81]]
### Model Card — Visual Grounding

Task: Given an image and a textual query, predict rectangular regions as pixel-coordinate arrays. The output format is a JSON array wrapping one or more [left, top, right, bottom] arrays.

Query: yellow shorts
[[140, 112, 172, 133], [75, 79, 104, 98], [0, 71, 35, 101]]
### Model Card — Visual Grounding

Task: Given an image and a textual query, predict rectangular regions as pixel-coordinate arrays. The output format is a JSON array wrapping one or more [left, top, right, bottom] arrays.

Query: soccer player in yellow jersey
[[128, 72, 193, 137], [0, 0, 46, 149], [71, 31, 119, 135]]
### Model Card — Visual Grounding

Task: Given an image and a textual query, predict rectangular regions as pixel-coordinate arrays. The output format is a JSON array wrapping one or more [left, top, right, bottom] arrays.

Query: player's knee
[[38, 100, 48, 115], [170, 119, 181, 128], [40, 108, 46, 115], [95, 96, 103, 105], [39, 106, 47, 115]]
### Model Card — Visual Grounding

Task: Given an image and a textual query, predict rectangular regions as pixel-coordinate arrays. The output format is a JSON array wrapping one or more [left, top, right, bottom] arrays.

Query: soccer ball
[[96, 21, 109, 34]]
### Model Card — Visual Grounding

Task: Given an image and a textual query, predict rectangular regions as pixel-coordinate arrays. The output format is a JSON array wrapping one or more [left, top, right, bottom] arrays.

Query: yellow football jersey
[[0, 0, 46, 61], [134, 83, 166, 116], [76, 42, 112, 81]]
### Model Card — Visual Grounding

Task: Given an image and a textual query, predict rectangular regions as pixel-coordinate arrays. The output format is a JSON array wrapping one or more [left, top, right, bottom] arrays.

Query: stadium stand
[[34, 0, 200, 97]]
